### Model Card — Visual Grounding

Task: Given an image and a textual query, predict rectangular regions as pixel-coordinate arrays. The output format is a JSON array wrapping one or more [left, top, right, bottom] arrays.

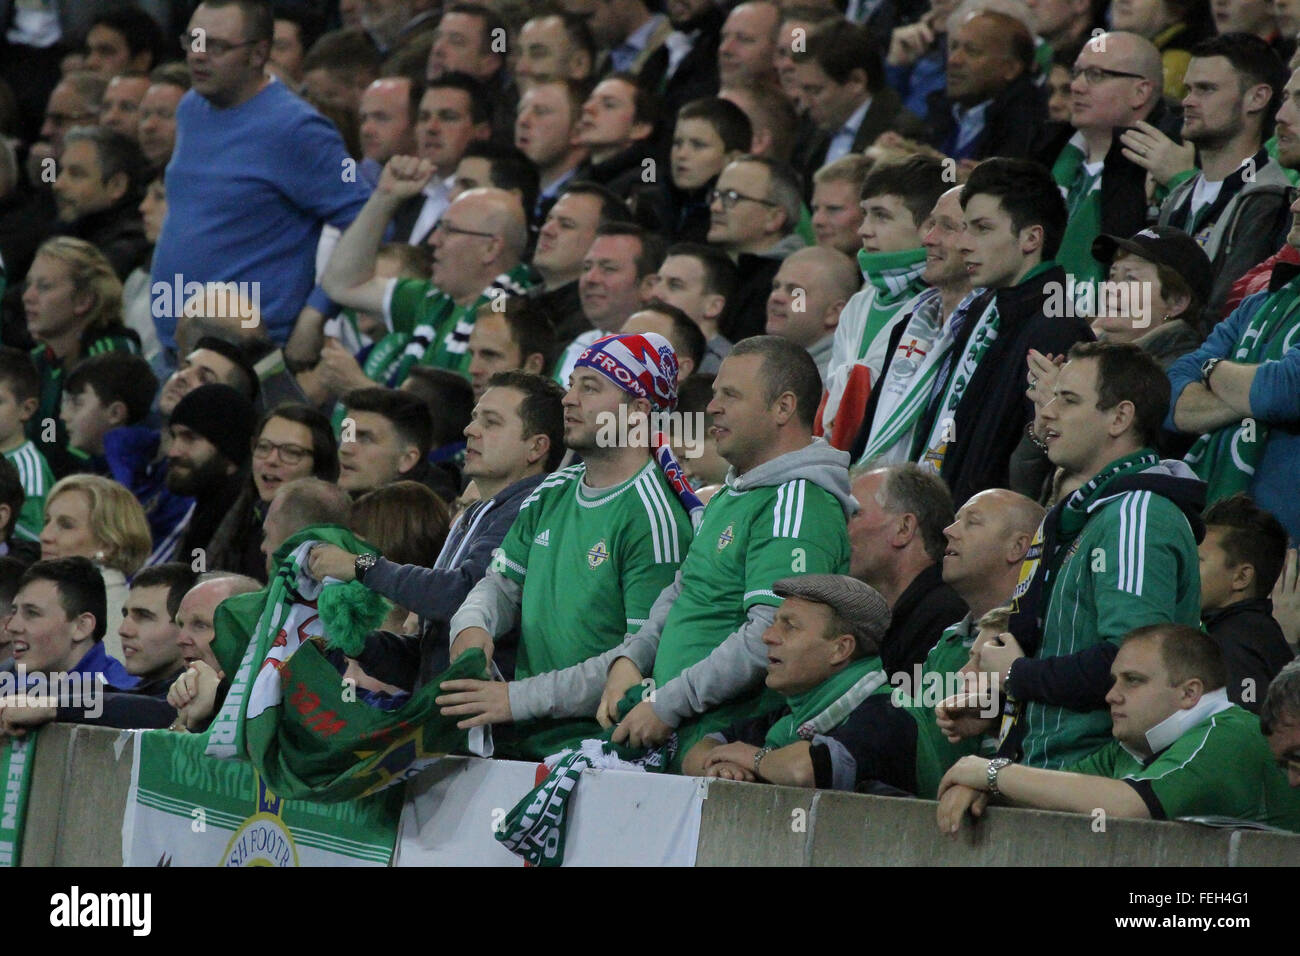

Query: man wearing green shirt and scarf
[[321, 157, 537, 389], [938, 624, 1300, 834], [681, 575, 892, 789], [950, 342, 1205, 778], [819, 155, 947, 450]]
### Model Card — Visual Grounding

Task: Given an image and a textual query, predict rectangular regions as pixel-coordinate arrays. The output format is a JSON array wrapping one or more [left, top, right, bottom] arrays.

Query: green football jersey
[[654, 478, 851, 748], [3, 441, 54, 543], [896, 618, 982, 798], [1067, 701, 1300, 831], [492, 460, 692, 756], [1022, 490, 1201, 769]]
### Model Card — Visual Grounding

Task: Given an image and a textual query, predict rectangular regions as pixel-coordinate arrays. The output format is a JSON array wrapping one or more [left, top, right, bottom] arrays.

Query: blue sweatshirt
[[1166, 287, 1300, 540], [151, 79, 370, 347]]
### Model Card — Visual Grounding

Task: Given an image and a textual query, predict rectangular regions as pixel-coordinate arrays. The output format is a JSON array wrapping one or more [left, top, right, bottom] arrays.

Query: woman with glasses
[[206, 403, 339, 581]]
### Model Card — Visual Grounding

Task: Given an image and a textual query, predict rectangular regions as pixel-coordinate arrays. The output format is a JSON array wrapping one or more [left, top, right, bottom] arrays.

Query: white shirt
[[408, 174, 454, 246], [1189, 176, 1224, 225], [825, 97, 872, 165], [7, 0, 60, 46]]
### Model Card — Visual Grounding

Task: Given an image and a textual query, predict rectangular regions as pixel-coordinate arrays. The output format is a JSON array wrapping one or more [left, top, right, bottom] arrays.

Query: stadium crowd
[[0, 0, 1298, 838]]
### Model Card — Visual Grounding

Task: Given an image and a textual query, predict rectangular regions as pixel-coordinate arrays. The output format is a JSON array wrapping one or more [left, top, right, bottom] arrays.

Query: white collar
[[1120, 688, 1235, 761], [622, 14, 665, 52], [838, 97, 872, 138], [422, 173, 454, 198]]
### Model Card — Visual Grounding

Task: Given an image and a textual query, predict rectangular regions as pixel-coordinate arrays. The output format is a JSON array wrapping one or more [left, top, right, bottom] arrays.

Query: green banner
[[0, 732, 36, 867]]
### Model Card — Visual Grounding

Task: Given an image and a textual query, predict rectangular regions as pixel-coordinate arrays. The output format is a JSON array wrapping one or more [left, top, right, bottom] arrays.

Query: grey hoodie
[[508, 438, 856, 726]]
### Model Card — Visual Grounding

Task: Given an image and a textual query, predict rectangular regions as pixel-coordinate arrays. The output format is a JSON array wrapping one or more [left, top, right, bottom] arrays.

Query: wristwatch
[[354, 552, 378, 583], [753, 746, 774, 779], [986, 757, 1013, 796], [1200, 356, 1223, 389]]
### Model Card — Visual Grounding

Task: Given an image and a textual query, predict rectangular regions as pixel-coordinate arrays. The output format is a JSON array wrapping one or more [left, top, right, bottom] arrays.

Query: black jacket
[[793, 86, 925, 192], [723, 251, 783, 341], [630, 175, 714, 244], [180, 469, 246, 562], [531, 280, 588, 348], [880, 562, 968, 676], [55, 195, 149, 281], [1203, 598, 1296, 714], [354, 472, 550, 688], [575, 141, 660, 203], [906, 264, 1093, 506], [638, 5, 724, 116], [923, 70, 1048, 162], [54, 668, 181, 730]]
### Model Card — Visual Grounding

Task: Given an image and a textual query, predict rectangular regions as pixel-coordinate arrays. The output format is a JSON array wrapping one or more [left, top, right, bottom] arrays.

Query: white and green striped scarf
[[919, 295, 1001, 472], [858, 288, 954, 465]]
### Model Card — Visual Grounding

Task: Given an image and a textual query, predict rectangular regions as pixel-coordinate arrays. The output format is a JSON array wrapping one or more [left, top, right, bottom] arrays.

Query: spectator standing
[[151, 0, 371, 353]]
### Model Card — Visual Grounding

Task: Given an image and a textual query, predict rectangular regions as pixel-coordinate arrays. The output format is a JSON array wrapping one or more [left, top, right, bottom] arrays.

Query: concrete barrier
[[18, 725, 1300, 866]]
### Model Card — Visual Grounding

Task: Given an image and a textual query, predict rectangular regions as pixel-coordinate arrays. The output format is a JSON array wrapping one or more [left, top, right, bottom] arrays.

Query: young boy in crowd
[[634, 97, 752, 242], [0, 347, 55, 546], [60, 352, 159, 472], [1199, 494, 1296, 713]]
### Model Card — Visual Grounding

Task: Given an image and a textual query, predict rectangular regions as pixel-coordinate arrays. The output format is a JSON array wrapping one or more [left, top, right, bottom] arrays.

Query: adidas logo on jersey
[[534, 529, 551, 547]]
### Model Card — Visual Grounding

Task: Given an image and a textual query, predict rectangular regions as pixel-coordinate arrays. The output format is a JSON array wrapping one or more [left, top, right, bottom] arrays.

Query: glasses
[[1070, 66, 1145, 86], [709, 189, 778, 210], [179, 32, 259, 57], [432, 220, 497, 239], [253, 439, 313, 465]]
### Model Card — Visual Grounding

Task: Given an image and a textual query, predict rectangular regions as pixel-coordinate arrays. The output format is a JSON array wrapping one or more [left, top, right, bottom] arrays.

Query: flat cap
[[773, 574, 891, 654]]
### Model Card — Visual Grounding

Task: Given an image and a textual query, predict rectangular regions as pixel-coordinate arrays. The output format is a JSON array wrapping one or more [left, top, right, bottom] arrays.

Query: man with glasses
[[1052, 31, 1179, 286], [322, 156, 536, 390], [150, 0, 371, 361], [22, 73, 107, 226], [1146, 35, 1291, 318], [706, 155, 807, 341]]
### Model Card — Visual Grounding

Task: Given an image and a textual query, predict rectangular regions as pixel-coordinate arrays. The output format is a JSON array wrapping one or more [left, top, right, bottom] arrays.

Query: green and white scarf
[[852, 246, 930, 362], [919, 294, 1001, 472], [496, 685, 674, 867], [0, 734, 35, 867], [859, 288, 953, 465], [764, 659, 888, 748], [1052, 134, 1106, 287], [204, 525, 482, 802], [1184, 278, 1300, 503], [363, 264, 536, 387]]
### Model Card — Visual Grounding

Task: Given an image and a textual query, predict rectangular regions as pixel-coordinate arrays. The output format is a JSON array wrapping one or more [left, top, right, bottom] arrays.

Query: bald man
[[765, 246, 860, 383], [322, 158, 539, 384], [928, 11, 1046, 161], [718, 0, 781, 88], [804, 484, 1045, 797], [1053, 31, 1173, 284]]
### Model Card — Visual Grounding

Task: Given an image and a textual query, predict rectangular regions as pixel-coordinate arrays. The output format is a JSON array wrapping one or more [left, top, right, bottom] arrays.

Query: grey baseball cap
[[772, 574, 891, 654]]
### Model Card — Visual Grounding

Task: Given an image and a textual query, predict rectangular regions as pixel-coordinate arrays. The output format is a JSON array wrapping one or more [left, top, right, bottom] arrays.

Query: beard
[[165, 451, 233, 496]]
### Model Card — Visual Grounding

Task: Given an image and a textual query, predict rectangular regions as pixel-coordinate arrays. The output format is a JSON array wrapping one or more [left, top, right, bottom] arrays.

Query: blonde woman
[[21, 237, 140, 477], [40, 474, 151, 664]]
